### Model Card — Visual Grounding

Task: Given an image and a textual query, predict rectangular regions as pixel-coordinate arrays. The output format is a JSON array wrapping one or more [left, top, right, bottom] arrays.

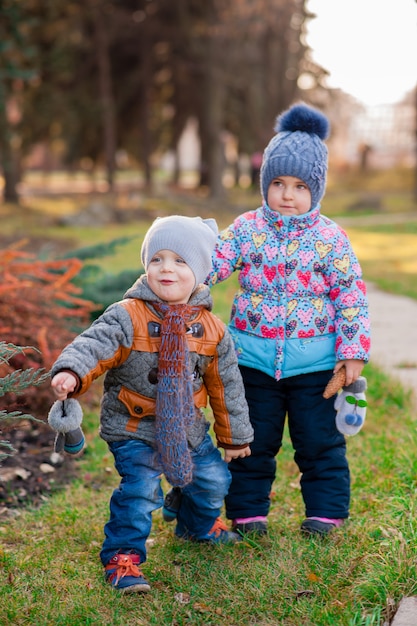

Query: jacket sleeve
[[327, 227, 371, 362], [50, 302, 134, 396], [203, 327, 254, 449], [206, 221, 243, 286]]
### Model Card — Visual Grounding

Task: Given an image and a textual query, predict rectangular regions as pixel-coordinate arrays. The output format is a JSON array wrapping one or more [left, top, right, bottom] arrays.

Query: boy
[[51, 215, 253, 593]]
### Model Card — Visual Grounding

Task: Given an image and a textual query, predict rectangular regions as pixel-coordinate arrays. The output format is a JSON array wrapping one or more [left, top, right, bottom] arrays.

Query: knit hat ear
[[141, 216, 218, 287], [260, 102, 330, 209]]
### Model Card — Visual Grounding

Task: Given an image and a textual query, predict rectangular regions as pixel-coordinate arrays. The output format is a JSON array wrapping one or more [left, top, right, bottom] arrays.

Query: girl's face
[[147, 249, 195, 304], [267, 175, 312, 216]]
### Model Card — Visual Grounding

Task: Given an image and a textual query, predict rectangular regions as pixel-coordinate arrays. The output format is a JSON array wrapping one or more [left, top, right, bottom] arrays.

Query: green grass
[[1, 174, 417, 624], [340, 225, 417, 300], [0, 366, 415, 625]]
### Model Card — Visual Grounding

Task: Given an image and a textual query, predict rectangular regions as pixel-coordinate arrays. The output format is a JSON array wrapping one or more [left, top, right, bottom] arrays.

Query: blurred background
[[0, 0, 416, 205], [1, 0, 417, 525]]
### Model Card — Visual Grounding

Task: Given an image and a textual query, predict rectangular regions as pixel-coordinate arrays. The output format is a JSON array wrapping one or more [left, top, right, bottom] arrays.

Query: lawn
[[1, 176, 417, 625], [1, 358, 415, 625]]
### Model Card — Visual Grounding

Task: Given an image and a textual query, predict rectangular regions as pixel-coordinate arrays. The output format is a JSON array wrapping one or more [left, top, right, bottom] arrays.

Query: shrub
[[0, 342, 50, 461], [0, 242, 97, 418], [60, 237, 142, 319]]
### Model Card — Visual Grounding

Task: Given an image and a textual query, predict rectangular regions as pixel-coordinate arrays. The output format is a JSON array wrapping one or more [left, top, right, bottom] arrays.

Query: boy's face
[[267, 175, 312, 215], [147, 249, 195, 304]]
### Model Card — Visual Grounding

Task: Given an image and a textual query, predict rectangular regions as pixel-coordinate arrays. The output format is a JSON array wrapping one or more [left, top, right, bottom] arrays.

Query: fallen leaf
[[193, 602, 212, 613], [0, 467, 31, 482], [39, 463, 55, 474], [174, 592, 190, 604], [295, 589, 314, 600]]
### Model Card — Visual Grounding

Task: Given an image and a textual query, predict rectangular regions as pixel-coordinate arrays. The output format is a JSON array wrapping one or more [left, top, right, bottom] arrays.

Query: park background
[[1, 1, 417, 624]]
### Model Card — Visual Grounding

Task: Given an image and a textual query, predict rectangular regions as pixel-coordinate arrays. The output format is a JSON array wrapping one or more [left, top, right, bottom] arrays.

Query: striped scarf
[[153, 302, 201, 487]]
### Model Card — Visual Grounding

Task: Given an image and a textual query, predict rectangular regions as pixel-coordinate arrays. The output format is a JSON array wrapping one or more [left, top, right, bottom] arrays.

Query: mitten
[[334, 376, 367, 436], [48, 398, 85, 455]]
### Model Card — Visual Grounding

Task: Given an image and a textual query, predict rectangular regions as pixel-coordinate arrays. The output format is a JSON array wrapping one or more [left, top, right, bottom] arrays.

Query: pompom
[[274, 103, 329, 140], [48, 398, 83, 432]]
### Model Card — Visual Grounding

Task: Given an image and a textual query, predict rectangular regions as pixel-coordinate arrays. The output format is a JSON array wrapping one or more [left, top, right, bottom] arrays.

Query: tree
[[1, 0, 320, 201], [0, 1, 39, 203], [88, 0, 117, 190]]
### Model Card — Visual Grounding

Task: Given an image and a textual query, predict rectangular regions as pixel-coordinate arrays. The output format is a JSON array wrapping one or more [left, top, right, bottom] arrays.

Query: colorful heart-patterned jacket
[[207, 203, 370, 381]]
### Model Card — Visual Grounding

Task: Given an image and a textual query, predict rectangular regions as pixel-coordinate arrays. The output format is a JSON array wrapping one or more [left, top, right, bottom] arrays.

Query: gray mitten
[[48, 399, 85, 455], [334, 376, 368, 436]]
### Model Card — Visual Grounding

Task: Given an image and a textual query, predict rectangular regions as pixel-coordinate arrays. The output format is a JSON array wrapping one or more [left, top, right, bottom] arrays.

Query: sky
[[306, 0, 417, 107]]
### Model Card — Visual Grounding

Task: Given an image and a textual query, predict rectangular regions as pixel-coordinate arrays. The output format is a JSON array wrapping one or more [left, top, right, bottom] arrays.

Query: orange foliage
[[0, 242, 98, 417]]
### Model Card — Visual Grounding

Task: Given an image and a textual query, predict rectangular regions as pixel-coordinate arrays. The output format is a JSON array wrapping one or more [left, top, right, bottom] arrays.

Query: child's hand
[[335, 359, 365, 387], [51, 372, 77, 400], [223, 446, 251, 463]]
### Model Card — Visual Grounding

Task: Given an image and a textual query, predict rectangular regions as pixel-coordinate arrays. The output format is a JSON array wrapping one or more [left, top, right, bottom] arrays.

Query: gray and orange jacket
[[51, 275, 254, 451]]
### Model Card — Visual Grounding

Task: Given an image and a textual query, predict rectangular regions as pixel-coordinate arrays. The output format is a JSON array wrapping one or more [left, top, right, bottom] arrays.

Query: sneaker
[[201, 518, 241, 544], [162, 487, 182, 522], [233, 520, 268, 536], [300, 518, 338, 536], [176, 517, 241, 544], [105, 553, 150, 593]]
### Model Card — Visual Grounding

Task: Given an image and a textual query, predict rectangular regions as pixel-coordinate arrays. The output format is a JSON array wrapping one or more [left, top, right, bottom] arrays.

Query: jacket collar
[[123, 275, 213, 310], [261, 202, 321, 232]]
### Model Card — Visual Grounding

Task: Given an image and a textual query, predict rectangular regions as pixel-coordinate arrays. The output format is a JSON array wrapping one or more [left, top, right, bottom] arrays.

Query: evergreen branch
[[0, 440, 16, 462], [0, 410, 43, 422], [60, 237, 136, 261], [0, 341, 40, 365], [0, 368, 50, 397]]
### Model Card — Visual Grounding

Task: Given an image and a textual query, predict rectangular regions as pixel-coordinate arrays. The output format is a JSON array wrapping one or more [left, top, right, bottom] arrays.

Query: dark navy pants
[[225, 366, 350, 521]]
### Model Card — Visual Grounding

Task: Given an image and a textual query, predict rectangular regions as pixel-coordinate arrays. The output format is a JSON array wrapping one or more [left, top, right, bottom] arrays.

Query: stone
[[391, 597, 417, 626]]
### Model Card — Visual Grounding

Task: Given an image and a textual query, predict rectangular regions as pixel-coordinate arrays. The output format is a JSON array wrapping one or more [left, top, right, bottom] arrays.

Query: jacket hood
[[123, 274, 213, 311]]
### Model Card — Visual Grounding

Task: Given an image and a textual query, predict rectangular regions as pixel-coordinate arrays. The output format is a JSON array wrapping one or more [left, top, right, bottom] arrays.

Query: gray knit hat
[[141, 215, 218, 287], [260, 102, 330, 209]]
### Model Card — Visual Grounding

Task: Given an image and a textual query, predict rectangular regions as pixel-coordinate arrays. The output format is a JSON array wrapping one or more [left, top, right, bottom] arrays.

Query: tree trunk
[[0, 83, 19, 204], [90, 0, 116, 191], [138, 28, 153, 191], [199, 30, 226, 200]]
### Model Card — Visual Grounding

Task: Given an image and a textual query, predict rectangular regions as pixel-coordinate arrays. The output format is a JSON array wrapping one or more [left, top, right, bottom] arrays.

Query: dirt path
[[367, 282, 417, 402]]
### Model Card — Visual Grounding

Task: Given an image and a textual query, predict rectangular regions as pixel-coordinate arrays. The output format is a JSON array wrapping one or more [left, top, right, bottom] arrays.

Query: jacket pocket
[[118, 387, 156, 432], [283, 333, 336, 377], [118, 385, 208, 433]]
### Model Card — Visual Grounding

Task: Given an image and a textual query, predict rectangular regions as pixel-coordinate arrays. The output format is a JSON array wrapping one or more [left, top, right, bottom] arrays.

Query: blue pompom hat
[[260, 102, 330, 209]]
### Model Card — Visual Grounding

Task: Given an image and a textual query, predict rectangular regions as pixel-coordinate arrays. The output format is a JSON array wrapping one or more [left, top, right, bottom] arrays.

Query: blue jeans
[[100, 431, 231, 565]]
